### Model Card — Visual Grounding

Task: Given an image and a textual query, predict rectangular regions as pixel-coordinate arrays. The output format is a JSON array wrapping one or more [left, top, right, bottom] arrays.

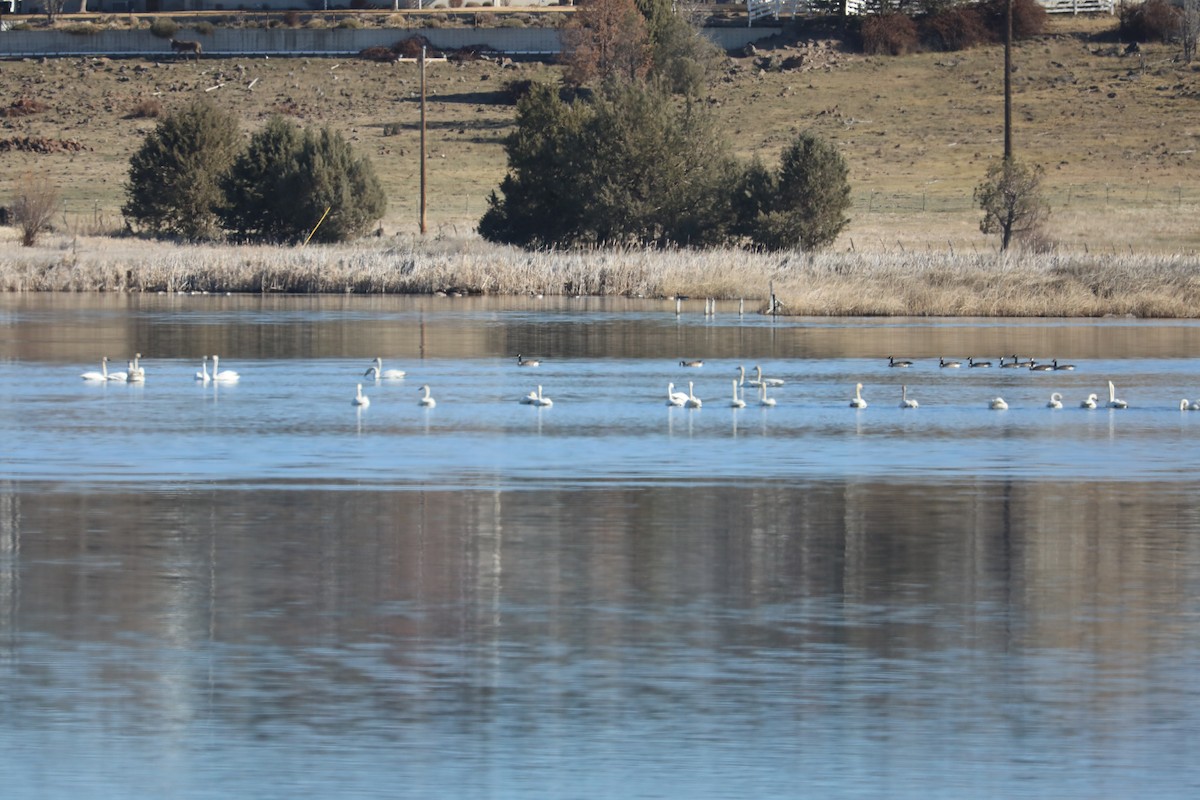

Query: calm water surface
[[2, 294, 1199, 798]]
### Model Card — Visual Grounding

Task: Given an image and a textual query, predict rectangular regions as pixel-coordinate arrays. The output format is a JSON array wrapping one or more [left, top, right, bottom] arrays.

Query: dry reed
[[3, 234, 1200, 318]]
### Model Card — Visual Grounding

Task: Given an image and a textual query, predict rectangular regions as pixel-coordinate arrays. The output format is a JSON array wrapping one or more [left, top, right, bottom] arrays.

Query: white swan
[[81, 357, 111, 381], [106, 361, 128, 382], [730, 379, 746, 408], [520, 387, 540, 405], [516, 354, 540, 367], [850, 382, 867, 409], [989, 397, 1009, 410], [666, 382, 689, 407], [195, 356, 211, 383], [1080, 393, 1098, 409], [534, 385, 553, 407], [685, 381, 702, 408], [365, 357, 405, 380], [758, 383, 776, 407], [1047, 392, 1063, 409], [352, 383, 370, 408], [754, 365, 785, 387], [211, 355, 240, 383], [419, 384, 436, 407], [899, 384, 918, 408], [126, 353, 145, 382], [1182, 399, 1193, 411], [737, 365, 763, 389], [1107, 380, 1128, 409]]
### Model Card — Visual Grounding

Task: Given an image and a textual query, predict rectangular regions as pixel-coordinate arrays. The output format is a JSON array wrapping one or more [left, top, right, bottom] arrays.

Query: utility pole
[[1004, 0, 1012, 161], [420, 46, 429, 235]]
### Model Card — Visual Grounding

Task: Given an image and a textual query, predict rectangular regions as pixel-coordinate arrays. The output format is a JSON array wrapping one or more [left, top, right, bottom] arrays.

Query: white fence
[[748, 0, 1113, 26]]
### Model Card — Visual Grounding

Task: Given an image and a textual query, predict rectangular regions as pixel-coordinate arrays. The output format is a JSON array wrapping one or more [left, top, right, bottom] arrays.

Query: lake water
[[2, 294, 1200, 798]]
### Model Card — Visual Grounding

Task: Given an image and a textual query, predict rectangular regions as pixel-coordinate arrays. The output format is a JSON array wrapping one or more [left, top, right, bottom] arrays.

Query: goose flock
[[77, 352, 1200, 412]]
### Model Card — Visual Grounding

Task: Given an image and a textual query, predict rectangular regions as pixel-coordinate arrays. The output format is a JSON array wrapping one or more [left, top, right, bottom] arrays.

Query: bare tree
[[561, 0, 652, 86], [1182, 0, 1200, 63], [11, 172, 60, 247], [974, 158, 1049, 251], [43, 0, 66, 22]]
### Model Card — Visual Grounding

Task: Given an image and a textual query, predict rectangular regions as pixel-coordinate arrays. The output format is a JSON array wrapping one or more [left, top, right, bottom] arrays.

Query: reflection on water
[[3, 296, 1200, 797], [3, 483, 1200, 798]]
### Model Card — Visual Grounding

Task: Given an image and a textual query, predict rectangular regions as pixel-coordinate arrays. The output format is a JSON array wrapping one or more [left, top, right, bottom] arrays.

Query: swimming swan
[[517, 354, 540, 367], [1047, 392, 1063, 409], [666, 382, 689, 407], [1181, 399, 1194, 411], [534, 385, 553, 407], [730, 379, 746, 408], [754, 365, 785, 387], [366, 357, 406, 380], [850, 382, 867, 409], [685, 381, 703, 408], [106, 362, 128, 382], [352, 384, 370, 408], [195, 356, 211, 384], [419, 385, 436, 407], [1080, 393, 1098, 409], [989, 397, 1009, 410], [737, 365, 763, 389], [521, 388, 540, 405], [899, 385, 918, 408], [126, 353, 145, 382], [758, 383, 776, 407], [1107, 380, 1128, 409], [211, 355, 240, 383], [81, 357, 111, 382]]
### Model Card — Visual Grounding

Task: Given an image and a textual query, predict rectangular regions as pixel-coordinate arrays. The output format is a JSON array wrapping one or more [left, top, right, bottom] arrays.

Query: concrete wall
[[0, 24, 779, 56]]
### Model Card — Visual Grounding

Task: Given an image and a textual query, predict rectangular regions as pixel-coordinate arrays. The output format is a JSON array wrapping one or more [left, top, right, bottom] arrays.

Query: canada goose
[[680, 359, 704, 368], [968, 357, 992, 368], [889, 356, 914, 368], [685, 381, 702, 408], [754, 365, 785, 387], [989, 397, 1009, 410], [81, 357, 111, 382], [517, 354, 540, 367], [1053, 359, 1076, 371], [1047, 392, 1063, 409], [365, 357, 405, 380], [1080, 393, 1098, 409], [940, 357, 962, 368], [899, 385, 918, 408], [418, 385, 436, 407], [1012, 355, 1035, 367], [1107, 381, 1128, 409], [850, 382, 867, 409], [999, 357, 1023, 369], [1030, 361, 1055, 372], [666, 382, 689, 407], [352, 384, 370, 408], [211, 355, 239, 383], [730, 380, 746, 408]]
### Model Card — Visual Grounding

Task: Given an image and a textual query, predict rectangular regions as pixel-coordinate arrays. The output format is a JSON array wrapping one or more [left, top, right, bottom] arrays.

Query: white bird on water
[[365, 357, 405, 380], [754, 365, 785, 388], [730, 379, 746, 408], [520, 387, 540, 405], [989, 397, 1009, 410], [81, 357, 111, 382], [1107, 380, 1128, 409], [1047, 392, 1063, 409], [850, 382, 867, 409], [211, 355, 239, 383], [758, 383, 776, 407], [666, 382, 689, 407], [352, 384, 370, 408], [419, 384, 436, 407], [1080, 393, 1098, 409], [685, 381, 702, 408], [126, 353, 145, 382], [737, 365, 763, 389], [534, 385, 553, 407], [195, 356, 211, 383], [899, 385, 918, 409]]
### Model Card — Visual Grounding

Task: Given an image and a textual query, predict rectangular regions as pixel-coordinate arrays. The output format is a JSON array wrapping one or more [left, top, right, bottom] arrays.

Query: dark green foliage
[[479, 82, 736, 248], [737, 132, 852, 251], [122, 100, 239, 240], [648, 12, 726, 97], [221, 117, 386, 244]]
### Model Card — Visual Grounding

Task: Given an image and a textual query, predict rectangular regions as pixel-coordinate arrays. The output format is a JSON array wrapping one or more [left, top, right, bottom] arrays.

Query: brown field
[[0, 14, 1198, 253]]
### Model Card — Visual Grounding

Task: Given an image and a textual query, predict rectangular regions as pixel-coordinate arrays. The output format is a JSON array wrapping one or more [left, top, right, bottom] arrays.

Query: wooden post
[[420, 46, 428, 236], [1004, 0, 1012, 162]]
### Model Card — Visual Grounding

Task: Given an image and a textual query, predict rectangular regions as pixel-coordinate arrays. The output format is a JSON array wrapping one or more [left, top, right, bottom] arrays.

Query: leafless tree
[[1182, 0, 1200, 63], [11, 172, 60, 247]]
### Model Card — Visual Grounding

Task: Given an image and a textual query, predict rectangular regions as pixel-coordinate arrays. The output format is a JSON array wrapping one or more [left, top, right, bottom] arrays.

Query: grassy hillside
[[1, 14, 1198, 253]]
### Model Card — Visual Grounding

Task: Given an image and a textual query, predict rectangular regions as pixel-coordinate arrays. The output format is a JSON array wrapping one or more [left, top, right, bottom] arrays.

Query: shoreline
[[2, 234, 1199, 318]]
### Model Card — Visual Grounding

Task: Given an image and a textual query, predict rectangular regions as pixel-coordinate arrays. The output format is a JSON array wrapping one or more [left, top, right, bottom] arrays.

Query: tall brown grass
[[3, 234, 1200, 318]]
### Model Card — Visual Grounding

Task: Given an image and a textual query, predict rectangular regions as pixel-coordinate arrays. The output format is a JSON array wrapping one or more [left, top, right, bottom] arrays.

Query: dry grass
[[4, 234, 1200, 318], [2, 15, 1200, 253]]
